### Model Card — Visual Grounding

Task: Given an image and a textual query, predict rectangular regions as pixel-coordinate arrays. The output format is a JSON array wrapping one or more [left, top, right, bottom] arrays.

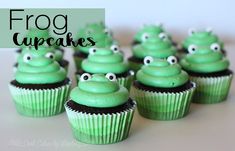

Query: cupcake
[[132, 24, 175, 45], [128, 34, 177, 72], [131, 56, 196, 120], [76, 45, 134, 90], [65, 73, 136, 144], [180, 43, 233, 104], [9, 47, 71, 117], [73, 22, 116, 70], [179, 28, 225, 58]]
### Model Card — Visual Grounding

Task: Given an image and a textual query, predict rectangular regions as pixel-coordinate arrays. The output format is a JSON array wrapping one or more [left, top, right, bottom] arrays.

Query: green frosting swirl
[[136, 58, 189, 88], [15, 47, 66, 84], [70, 74, 129, 108], [132, 37, 176, 59], [82, 47, 129, 74], [180, 48, 229, 73], [183, 31, 224, 49]]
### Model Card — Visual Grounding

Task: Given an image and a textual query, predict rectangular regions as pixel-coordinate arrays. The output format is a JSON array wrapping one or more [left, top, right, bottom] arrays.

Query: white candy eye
[[167, 56, 178, 64], [188, 45, 197, 54], [110, 45, 120, 53], [144, 56, 154, 65], [89, 48, 97, 55], [141, 33, 149, 42], [188, 28, 196, 36], [206, 27, 213, 33], [23, 53, 32, 63], [210, 43, 221, 52], [80, 73, 92, 81], [104, 28, 112, 35], [105, 73, 116, 81], [45, 52, 55, 59], [159, 32, 168, 40]]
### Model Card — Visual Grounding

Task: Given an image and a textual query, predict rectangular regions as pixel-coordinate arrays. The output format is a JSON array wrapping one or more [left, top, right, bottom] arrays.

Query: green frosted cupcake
[[73, 22, 116, 70], [65, 73, 136, 144], [130, 56, 196, 120], [128, 34, 177, 72], [179, 28, 226, 58], [9, 47, 71, 117], [76, 45, 134, 90], [180, 43, 233, 104]]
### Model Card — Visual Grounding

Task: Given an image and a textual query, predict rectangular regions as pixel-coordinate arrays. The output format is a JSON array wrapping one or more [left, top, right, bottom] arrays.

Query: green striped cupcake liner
[[9, 81, 71, 117], [75, 72, 134, 91], [190, 74, 233, 104], [130, 82, 196, 120], [65, 101, 136, 144]]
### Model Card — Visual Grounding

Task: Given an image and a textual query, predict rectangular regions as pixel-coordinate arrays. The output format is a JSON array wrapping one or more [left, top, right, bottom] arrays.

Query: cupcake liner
[[128, 60, 142, 73], [75, 73, 134, 91], [9, 81, 71, 117], [73, 55, 84, 70], [130, 82, 196, 120], [190, 74, 233, 104], [64, 101, 136, 144]]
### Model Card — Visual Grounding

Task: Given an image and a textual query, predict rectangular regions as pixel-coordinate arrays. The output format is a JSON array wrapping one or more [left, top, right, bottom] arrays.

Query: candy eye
[[110, 45, 120, 53], [144, 56, 154, 65], [159, 32, 168, 40], [188, 45, 197, 54], [45, 52, 55, 59], [80, 73, 92, 81], [89, 48, 97, 55], [23, 53, 32, 63], [141, 33, 149, 42], [105, 73, 116, 81], [188, 28, 196, 36], [104, 28, 112, 36], [167, 56, 178, 65], [210, 43, 221, 52]]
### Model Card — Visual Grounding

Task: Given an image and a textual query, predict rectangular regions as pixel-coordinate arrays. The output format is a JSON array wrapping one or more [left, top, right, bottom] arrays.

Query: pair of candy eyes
[[89, 45, 120, 55], [80, 73, 117, 82], [188, 43, 221, 54], [23, 52, 55, 63], [144, 56, 178, 65], [86, 28, 112, 35], [141, 32, 168, 41]]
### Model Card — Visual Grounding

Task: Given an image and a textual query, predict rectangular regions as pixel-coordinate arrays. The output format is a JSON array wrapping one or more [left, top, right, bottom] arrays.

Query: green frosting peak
[[183, 29, 224, 49], [180, 46, 229, 73], [15, 46, 66, 84], [132, 36, 176, 59], [136, 56, 189, 88], [82, 46, 129, 74], [70, 74, 129, 108]]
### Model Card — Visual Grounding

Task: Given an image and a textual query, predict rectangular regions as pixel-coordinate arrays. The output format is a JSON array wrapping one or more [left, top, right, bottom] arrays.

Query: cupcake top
[[180, 43, 229, 73], [136, 56, 189, 88], [15, 46, 66, 84], [182, 28, 224, 50], [132, 34, 176, 59], [81, 45, 129, 74], [77, 22, 108, 38], [70, 73, 129, 108], [26, 28, 50, 39]]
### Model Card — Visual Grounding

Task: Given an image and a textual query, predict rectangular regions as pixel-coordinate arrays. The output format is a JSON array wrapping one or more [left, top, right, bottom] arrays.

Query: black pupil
[[93, 49, 96, 52], [215, 47, 218, 50], [145, 36, 148, 39], [192, 48, 195, 51], [114, 47, 117, 51], [172, 59, 175, 63], [49, 55, 53, 59], [83, 75, 89, 80], [109, 76, 113, 80], [27, 56, 31, 60], [147, 60, 150, 64]]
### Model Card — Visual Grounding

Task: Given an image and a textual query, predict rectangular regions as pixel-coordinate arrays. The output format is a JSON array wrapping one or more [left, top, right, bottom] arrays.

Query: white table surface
[[1, 45, 235, 151]]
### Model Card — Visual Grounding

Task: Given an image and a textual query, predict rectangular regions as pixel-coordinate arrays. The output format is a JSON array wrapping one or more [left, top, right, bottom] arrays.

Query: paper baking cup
[[130, 82, 196, 120], [190, 74, 233, 104], [73, 55, 84, 70], [9, 81, 71, 117], [128, 60, 142, 73], [75, 73, 134, 91], [64, 101, 136, 144]]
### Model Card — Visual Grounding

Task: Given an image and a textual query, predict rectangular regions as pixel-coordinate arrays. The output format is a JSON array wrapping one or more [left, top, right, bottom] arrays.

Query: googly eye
[[105, 73, 116, 81], [104, 28, 112, 36], [144, 56, 154, 65], [206, 27, 213, 33], [159, 32, 168, 40], [23, 53, 32, 63], [89, 48, 97, 55], [45, 52, 55, 59], [188, 28, 196, 36], [141, 33, 149, 42], [80, 73, 92, 82], [188, 45, 197, 54], [167, 56, 178, 65], [210, 43, 221, 52], [110, 45, 120, 53]]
